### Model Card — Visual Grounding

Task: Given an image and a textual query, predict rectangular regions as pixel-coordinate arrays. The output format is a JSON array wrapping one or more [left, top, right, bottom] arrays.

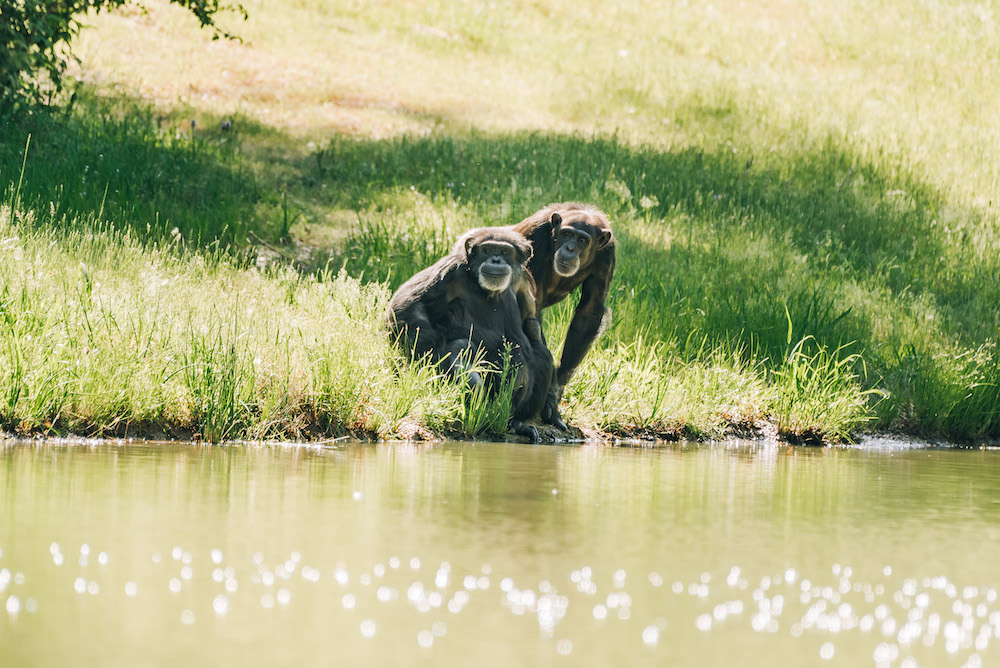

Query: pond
[[1, 439, 999, 667]]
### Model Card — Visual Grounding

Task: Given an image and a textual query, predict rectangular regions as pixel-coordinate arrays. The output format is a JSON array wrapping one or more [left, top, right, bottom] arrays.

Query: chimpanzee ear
[[597, 229, 612, 249], [550, 212, 562, 231], [463, 235, 476, 261]]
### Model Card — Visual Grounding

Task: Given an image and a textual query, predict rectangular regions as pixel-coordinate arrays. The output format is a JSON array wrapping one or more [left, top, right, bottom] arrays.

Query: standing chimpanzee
[[386, 227, 554, 440], [511, 202, 616, 426]]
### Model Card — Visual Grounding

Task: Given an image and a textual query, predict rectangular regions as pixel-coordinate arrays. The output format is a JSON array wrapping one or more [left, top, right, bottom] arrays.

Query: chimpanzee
[[511, 202, 616, 425], [386, 227, 554, 440]]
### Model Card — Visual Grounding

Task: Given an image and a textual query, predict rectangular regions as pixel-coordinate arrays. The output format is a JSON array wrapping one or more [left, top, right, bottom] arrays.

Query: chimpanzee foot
[[511, 420, 540, 443], [544, 411, 568, 431]]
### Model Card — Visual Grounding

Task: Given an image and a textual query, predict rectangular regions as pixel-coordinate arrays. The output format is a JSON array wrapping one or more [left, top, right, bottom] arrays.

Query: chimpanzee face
[[553, 221, 607, 278], [470, 240, 522, 294]]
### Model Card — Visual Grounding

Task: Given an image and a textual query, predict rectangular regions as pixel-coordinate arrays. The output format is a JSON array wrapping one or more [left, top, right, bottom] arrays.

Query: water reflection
[[1, 440, 999, 666]]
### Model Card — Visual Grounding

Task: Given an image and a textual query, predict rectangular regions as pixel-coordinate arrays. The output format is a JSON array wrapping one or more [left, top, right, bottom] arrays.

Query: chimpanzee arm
[[386, 259, 465, 361], [513, 271, 545, 344], [556, 265, 613, 387], [515, 274, 566, 429]]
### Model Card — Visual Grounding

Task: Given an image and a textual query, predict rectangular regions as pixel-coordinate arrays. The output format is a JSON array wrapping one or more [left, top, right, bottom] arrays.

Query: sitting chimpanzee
[[511, 202, 616, 427], [386, 227, 554, 440]]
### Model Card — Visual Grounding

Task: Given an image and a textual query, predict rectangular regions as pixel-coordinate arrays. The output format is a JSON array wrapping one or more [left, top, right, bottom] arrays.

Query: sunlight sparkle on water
[[6, 533, 1000, 665], [213, 595, 230, 616]]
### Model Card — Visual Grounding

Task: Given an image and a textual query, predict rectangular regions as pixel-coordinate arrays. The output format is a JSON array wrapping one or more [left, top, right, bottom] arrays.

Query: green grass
[[456, 346, 523, 439], [1, 95, 263, 246], [771, 337, 884, 444], [0, 197, 471, 441], [1, 0, 999, 444]]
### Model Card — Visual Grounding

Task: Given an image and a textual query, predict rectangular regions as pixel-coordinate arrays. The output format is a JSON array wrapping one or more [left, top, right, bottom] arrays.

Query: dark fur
[[386, 227, 553, 440], [512, 202, 616, 425]]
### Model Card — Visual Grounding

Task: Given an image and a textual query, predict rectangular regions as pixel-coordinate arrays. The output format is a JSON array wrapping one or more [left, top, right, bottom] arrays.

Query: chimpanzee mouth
[[479, 266, 509, 276], [478, 273, 512, 292], [554, 259, 579, 277]]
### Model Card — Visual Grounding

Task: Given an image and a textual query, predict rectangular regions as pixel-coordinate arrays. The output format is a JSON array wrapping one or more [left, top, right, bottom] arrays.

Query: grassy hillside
[[1, 0, 998, 443]]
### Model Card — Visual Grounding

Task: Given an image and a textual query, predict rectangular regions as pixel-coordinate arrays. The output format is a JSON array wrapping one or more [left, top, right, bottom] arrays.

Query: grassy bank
[[1, 0, 998, 444], [0, 198, 464, 441]]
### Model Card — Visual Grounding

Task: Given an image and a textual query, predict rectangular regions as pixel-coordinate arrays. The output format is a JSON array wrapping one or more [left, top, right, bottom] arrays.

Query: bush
[[0, 0, 245, 111]]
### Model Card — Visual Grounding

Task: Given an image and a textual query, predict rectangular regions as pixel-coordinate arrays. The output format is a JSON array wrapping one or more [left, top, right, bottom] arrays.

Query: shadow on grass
[[0, 92, 267, 248], [314, 132, 994, 339]]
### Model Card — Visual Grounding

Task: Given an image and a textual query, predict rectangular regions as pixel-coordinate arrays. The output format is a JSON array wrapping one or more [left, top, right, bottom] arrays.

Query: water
[[1, 439, 999, 667]]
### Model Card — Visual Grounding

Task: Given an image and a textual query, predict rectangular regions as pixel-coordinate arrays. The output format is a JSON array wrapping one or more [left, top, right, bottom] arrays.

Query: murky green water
[[1, 439, 999, 667]]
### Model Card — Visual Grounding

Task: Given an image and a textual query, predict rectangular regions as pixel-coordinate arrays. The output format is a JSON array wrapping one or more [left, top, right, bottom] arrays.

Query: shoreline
[[3, 419, 995, 450]]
